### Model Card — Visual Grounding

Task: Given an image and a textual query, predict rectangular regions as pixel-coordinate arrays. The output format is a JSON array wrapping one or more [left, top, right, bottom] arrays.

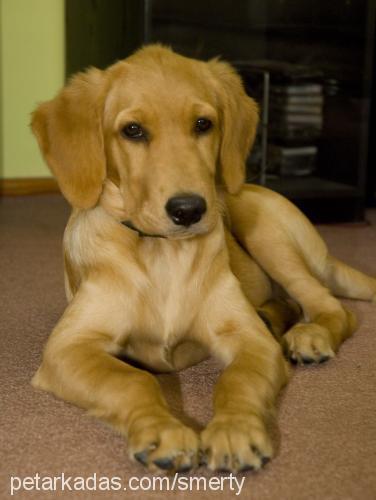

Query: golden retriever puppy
[[31, 45, 376, 474]]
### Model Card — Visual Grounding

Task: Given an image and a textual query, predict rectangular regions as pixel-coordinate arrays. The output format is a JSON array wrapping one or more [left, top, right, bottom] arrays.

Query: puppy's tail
[[319, 255, 376, 302]]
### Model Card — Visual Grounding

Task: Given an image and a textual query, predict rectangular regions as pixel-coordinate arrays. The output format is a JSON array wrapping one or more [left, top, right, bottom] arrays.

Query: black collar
[[121, 220, 167, 239]]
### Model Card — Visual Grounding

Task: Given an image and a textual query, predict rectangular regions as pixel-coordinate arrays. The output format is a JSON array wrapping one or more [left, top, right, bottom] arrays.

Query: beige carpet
[[1, 194, 376, 500]]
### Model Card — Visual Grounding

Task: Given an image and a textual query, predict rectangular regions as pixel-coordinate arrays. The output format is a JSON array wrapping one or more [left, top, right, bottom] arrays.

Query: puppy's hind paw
[[282, 323, 335, 365]]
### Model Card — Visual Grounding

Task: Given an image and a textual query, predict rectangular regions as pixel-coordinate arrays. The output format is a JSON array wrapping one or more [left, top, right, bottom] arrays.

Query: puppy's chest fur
[[120, 237, 216, 370], [65, 209, 226, 371], [138, 237, 206, 334]]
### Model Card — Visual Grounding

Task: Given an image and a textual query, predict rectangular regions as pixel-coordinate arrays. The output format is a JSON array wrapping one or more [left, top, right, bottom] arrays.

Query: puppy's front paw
[[200, 413, 273, 473], [128, 413, 199, 473], [282, 323, 335, 365]]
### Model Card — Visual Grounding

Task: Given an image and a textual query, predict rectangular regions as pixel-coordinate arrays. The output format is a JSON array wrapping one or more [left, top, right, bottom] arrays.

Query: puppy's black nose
[[165, 195, 207, 226]]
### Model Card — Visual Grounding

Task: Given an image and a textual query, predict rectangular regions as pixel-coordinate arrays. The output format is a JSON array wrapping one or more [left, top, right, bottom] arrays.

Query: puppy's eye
[[121, 122, 146, 140], [195, 117, 213, 134]]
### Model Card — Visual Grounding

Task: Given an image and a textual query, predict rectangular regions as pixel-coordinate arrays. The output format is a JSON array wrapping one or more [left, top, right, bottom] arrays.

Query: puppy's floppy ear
[[208, 60, 259, 194], [31, 68, 108, 208]]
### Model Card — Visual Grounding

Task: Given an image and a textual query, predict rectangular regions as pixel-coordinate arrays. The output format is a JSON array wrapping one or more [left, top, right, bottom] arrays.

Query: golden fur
[[31, 45, 376, 474]]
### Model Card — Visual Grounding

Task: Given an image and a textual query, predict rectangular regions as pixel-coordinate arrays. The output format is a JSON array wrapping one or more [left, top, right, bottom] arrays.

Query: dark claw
[[134, 449, 149, 466], [251, 445, 270, 468], [239, 464, 255, 472], [319, 355, 330, 363], [216, 454, 231, 473], [216, 467, 232, 473], [301, 356, 315, 364], [153, 457, 175, 470], [176, 464, 192, 473]]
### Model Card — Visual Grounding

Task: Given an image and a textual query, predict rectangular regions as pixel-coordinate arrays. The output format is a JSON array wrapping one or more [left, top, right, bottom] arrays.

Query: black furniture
[[66, 0, 376, 222]]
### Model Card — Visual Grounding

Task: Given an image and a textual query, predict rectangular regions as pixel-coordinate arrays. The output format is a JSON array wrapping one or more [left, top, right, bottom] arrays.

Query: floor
[[1, 194, 376, 500]]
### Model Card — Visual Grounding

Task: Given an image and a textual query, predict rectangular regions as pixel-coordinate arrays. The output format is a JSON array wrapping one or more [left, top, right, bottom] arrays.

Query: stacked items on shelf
[[235, 61, 324, 179]]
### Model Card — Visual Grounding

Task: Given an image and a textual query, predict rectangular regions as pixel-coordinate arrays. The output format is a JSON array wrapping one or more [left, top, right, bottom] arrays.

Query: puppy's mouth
[[121, 220, 212, 240]]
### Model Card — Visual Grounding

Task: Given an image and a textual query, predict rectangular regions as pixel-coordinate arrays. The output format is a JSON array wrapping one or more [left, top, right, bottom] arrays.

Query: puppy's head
[[32, 45, 258, 238]]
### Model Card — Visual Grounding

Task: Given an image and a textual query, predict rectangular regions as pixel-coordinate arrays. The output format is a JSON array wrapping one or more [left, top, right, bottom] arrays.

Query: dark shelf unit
[[265, 177, 365, 223], [148, 0, 375, 223], [65, 0, 376, 222], [265, 176, 357, 199]]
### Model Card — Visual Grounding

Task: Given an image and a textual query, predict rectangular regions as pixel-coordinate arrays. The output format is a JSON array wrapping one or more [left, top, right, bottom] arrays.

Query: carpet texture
[[1, 194, 376, 500]]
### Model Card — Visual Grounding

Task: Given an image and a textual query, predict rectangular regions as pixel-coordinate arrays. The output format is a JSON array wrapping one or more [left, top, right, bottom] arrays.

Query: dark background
[[66, 0, 376, 223]]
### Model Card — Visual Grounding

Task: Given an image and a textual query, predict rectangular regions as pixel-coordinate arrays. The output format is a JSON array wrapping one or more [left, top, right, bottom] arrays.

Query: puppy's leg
[[32, 289, 198, 473], [244, 247, 356, 364], [227, 185, 376, 302], [226, 186, 363, 363], [197, 278, 289, 473], [323, 255, 376, 302], [279, 271, 357, 364], [257, 298, 302, 341]]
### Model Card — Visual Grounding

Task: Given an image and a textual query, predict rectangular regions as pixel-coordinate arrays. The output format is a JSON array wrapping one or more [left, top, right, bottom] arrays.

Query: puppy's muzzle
[[165, 194, 207, 227]]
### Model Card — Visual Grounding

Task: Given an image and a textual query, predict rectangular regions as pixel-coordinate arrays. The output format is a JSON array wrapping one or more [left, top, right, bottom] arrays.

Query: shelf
[[257, 176, 364, 223], [263, 176, 359, 200], [152, 16, 366, 43]]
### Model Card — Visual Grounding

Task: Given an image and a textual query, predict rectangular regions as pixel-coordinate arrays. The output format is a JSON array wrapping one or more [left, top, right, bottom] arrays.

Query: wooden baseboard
[[0, 177, 59, 196]]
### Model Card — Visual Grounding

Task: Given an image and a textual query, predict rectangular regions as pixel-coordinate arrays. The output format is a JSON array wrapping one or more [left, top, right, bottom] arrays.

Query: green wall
[[0, 0, 65, 179]]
